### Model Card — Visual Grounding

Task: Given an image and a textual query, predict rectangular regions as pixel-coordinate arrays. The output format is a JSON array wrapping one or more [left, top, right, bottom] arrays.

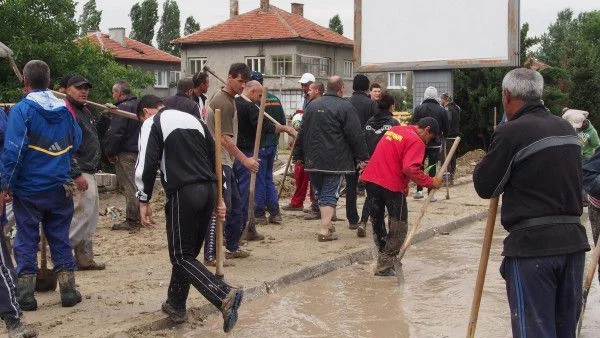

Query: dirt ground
[[3, 151, 487, 337]]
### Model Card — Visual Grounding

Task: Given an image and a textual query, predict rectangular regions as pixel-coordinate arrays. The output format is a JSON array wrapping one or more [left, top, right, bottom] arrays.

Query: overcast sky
[[85, 0, 598, 43]]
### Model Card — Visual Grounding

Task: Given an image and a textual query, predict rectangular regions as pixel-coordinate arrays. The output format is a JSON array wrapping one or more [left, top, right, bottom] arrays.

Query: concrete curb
[[120, 207, 489, 335]]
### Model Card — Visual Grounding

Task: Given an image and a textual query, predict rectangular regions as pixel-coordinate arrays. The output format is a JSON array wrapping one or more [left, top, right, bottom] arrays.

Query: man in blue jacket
[[0, 60, 83, 312]]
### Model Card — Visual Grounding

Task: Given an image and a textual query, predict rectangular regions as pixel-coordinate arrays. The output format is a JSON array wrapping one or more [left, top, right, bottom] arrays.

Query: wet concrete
[[166, 219, 600, 338]]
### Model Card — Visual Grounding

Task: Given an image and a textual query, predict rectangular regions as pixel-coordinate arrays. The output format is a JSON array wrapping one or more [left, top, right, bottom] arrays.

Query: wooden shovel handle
[[214, 108, 224, 277], [466, 197, 499, 338]]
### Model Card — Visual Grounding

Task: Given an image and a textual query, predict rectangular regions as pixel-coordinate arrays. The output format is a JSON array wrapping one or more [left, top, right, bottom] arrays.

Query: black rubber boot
[[383, 218, 408, 257], [57, 271, 82, 307], [374, 254, 395, 276], [16, 274, 37, 311], [4, 316, 38, 338]]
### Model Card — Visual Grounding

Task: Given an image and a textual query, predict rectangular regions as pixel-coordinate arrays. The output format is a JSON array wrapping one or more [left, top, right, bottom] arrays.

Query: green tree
[[157, 0, 181, 55], [78, 0, 102, 36], [129, 0, 159, 45], [536, 9, 600, 127], [183, 16, 200, 35], [328, 14, 343, 35]]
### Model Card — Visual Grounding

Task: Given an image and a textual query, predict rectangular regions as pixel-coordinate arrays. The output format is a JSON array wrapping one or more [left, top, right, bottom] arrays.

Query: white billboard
[[357, 0, 520, 71]]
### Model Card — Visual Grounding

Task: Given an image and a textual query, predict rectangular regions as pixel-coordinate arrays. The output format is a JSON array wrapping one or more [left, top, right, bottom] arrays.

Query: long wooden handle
[[576, 236, 600, 335], [240, 87, 268, 242], [466, 197, 499, 338], [214, 109, 224, 277], [278, 137, 297, 200], [398, 137, 461, 260]]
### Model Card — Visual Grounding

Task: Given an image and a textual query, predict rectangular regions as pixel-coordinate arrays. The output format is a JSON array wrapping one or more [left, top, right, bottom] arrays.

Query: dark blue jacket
[[0, 90, 82, 195], [583, 149, 600, 199]]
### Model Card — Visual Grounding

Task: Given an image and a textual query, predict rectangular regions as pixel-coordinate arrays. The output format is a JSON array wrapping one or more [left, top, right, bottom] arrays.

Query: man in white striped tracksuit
[[134, 95, 243, 332]]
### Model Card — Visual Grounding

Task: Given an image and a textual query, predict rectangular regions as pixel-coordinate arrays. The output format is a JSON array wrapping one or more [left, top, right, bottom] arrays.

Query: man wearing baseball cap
[[361, 117, 442, 276], [298, 73, 315, 110], [65, 75, 105, 271]]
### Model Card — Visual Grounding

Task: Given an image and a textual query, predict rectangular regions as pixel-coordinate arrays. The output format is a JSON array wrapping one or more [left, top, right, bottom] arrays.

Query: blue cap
[[250, 71, 263, 84]]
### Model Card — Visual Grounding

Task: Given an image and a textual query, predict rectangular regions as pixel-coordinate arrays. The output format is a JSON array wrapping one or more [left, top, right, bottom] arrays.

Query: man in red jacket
[[361, 117, 442, 276]]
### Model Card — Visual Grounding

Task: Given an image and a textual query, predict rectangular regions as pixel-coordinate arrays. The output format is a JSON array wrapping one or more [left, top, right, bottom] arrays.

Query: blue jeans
[[13, 188, 77, 275], [309, 173, 344, 207], [500, 252, 585, 338], [255, 146, 280, 217]]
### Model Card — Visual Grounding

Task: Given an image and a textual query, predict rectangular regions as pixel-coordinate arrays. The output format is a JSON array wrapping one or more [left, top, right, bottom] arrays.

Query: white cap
[[562, 109, 589, 129], [298, 73, 315, 84]]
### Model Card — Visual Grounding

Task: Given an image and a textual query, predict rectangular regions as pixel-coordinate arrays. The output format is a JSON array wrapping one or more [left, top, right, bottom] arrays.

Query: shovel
[[36, 230, 57, 292]]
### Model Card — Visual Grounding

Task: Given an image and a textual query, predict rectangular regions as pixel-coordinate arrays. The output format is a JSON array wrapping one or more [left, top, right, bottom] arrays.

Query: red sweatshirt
[[360, 125, 434, 195]]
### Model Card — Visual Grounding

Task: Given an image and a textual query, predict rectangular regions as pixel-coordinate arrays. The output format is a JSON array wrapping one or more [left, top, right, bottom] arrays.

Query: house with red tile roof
[[172, 1, 354, 116], [81, 28, 181, 97]]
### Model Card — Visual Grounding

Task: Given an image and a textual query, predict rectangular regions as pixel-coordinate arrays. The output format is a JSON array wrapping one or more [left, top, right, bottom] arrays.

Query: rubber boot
[[383, 218, 408, 257], [374, 253, 395, 276], [4, 316, 38, 338], [57, 271, 82, 307], [15, 274, 37, 311]]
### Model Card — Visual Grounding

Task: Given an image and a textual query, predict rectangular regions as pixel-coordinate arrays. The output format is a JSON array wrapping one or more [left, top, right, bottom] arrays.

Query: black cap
[[58, 74, 75, 88], [417, 117, 440, 136], [67, 75, 92, 89]]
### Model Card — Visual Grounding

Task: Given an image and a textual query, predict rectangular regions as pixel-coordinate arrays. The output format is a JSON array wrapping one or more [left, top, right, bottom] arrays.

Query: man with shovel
[[473, 68, 589, 337], [360, 117, 442, 276], [134, 95, 243, 332], [0, 60, 83, 312]]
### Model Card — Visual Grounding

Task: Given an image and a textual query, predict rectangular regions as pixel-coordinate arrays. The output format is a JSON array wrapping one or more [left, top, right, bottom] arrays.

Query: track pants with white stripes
[[165, 182, 233, 311], [500, 252, 584, 338], [0, 226, 20, 321]]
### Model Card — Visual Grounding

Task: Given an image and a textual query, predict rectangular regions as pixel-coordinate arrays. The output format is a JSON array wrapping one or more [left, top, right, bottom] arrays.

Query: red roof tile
[[81, 32, 181, 64], [173, 5, 353, 47]]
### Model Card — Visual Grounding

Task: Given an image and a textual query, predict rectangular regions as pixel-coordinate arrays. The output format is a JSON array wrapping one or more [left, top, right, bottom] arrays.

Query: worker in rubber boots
[[0, 108, 38, 338], [361, 117, 442, 276], [0, 60, 83, 311], [473, 68, 589, 337], [135, 95, 243, 332]]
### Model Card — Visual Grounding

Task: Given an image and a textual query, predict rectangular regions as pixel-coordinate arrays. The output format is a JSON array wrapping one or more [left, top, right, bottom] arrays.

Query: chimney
[[109, 27, 126, 47], [260, 0, 269, 11], [291, 3, 304, 17], [230, 0, 239, 18]]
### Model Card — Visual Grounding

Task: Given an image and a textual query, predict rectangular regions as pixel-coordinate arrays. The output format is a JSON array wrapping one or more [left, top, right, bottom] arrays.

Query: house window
[[169, 71, 181, 85], [189, 57, 207, 75], [272, 55, 293, 76], [388, 72, 407, 89], [246, 57, 266, 73], [279, 90, 304, 117], [154, 71, 168, 88], [295, 55, 331, 77], [344, 60, 353, 78]]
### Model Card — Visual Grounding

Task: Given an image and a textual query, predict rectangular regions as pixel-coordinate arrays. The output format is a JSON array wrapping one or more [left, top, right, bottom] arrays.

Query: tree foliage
[[183, 16, 200, 36], [129, 0, 159, 45], [0, 0, 154, 105], [328, 14, 343, 35], [157, 0, 180, 56], [78, 0, 102, 36]]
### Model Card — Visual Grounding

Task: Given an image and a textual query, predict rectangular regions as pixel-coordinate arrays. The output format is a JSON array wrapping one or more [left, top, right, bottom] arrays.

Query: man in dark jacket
[[411, 86, 448, 201], [192, 72, 209, 121], [346, 74, 378, 234], [359, 92, 400, 237], [473, 68, 589, 337], [163, 77, 201, 118], [441, 92, 461, 184], [106, 80, 142, 231], [65, 75, 105, 271], [583, 149, 600, 283], [294, 76, 369, 241]]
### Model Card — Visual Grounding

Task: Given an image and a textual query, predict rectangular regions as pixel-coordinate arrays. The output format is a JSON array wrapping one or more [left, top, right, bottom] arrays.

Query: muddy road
[[147, 219, 600, 338]]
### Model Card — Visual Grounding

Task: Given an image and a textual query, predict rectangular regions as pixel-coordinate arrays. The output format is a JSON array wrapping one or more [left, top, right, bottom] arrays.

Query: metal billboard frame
[[354, 0, 520, 72]]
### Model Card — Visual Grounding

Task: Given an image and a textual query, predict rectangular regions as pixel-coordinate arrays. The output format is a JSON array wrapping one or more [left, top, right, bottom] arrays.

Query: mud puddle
[[139, 218, 600, 338]]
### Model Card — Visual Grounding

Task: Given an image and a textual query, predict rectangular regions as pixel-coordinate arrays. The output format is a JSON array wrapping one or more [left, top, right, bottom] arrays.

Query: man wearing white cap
[[562, 108, 599, 160], [298, 73, 316, 110]]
